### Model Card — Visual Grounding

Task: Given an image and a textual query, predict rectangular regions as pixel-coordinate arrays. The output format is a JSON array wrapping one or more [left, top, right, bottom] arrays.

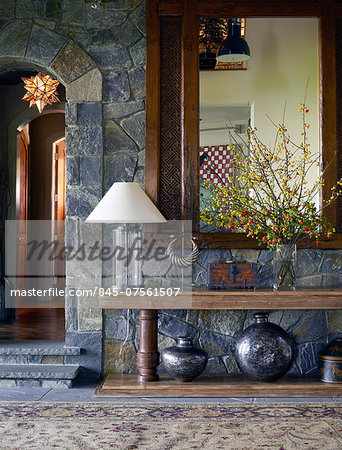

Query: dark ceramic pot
[[235, 312, 294, 382], [161, 337, 208, 382], [318, 338, 342, 383]]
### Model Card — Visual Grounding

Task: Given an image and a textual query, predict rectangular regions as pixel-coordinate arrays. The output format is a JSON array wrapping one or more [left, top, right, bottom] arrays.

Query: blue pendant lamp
[[217, 18, 251, 63]]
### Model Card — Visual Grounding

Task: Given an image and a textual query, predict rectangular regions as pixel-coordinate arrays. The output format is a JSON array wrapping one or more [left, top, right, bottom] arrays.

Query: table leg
[[137, 309, 159, 382]]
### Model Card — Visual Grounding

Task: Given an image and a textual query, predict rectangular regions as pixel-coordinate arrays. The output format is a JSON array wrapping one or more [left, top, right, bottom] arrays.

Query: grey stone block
[[296, 274, 322, 288], [0, 364, 80, 379], [66, 331, 102, 381], [80, 156, 102, 186], [28, 355, 42, 364], [104, 154, 137, 189], [327, 311, 342, 333], [105, 314, 134, 341], [66, 126, 103, 155], [26, 24, 66, 66], [197, 249, 232, 268], [222, 354, 241, 374], [257, 264, 273, 288], [292, 311, 327, 344], [301, 249, 323, 264], [86, 7, 127, 29], [231, 249, 260, 263], [322, 273, 342, 288], [65, 217, 80, 249], [204, 357, 227, 374], [279, 310, 307, 333], [0, 379, 16, 388], [103, 100, 144, 119], [296, 250, 320, 278], [77, 102, 102, 126], [34, 18, 56, 30], [117, 18, 142, 47], [0, 21, 31, 58], [199, 331, 236, 357], [65, 291, 78, 332], [104, 120, 137, 155], [56, 24, 90, 48], [16, 379, 42, 387], [296, 342, 325, 374], [16, 0, 35, 19], [321, 250, 342, 273], [90, 46, 131, 70], [61, 0, 85, 25], [158, 314, 197, 339], [192, 262, 207, 286], [160, 310, 187, 320], [66, 102, 78, 125], [45, 0, 62, 20], [0, 341, 80, 356], [65, 186, 101, 217], [258, 249, 274, 265], [186, 310, 199, 325], [66, 156, 79, 186], [0, 356, 28, 364], [41, 379, 73, 388], [121, 111, 145, 148], [128, 67, 145, 99], [198, 310, 245, 337], [103, 72, 130, 102], [77, 294, 102, 332], [0, 0, 15, 18], [131, 2, 146, 36], [134, 169, 144, 187], [129, 37, 146, 66], [90, 27, 118, 46], [137, 148, 145, 165], [35, 0, 44, 17]]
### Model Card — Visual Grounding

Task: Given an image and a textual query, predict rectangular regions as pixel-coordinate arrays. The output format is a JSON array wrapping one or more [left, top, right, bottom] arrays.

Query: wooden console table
[[98, 289, 342, 397]]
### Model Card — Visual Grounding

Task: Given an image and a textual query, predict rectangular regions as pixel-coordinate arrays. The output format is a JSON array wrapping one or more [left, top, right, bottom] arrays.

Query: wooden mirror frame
[[145, 0, 342, 249]]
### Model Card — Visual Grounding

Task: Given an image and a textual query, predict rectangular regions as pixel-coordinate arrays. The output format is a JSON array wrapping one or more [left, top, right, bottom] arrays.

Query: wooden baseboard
[[93, 374, 342, 398]]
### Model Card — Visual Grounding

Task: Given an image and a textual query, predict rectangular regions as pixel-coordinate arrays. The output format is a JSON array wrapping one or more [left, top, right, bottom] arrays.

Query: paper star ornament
[[22, 72, 60, 113]]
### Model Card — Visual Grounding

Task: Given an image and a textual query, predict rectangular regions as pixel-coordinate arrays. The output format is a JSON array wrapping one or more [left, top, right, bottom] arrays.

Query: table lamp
[[86, 182, 166, 289]]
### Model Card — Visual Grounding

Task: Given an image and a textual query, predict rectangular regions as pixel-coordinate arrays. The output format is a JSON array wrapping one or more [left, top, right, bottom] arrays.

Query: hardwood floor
[[0, 309, 65, 340]]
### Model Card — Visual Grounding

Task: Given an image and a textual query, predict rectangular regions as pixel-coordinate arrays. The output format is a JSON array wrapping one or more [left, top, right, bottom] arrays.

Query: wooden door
[[17, 127, 29, 286], [10, 114, 66, 340], [52, 138, 66, 287]]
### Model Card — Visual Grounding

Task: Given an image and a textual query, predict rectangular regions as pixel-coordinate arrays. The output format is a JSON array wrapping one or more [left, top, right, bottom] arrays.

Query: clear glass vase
[[273, 243, 297, 291]]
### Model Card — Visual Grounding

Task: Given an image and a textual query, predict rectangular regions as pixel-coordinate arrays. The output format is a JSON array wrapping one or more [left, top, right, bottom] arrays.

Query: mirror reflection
[[199, 17, 319, 232]]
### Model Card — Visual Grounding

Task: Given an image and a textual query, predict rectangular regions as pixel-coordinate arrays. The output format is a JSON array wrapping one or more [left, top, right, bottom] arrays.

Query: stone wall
[[104, 248, 342, 377], [0, 0, 146, 380]]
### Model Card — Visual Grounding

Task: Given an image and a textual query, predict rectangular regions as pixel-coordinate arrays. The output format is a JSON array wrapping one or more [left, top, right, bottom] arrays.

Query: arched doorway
[[0, 69, 66, 339]]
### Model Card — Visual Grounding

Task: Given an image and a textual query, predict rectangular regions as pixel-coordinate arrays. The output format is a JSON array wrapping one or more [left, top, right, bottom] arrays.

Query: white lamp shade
[[86, 182, 167, 223]]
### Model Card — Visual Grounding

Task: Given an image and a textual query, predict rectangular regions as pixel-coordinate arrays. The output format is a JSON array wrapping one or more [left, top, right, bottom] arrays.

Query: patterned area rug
[[0, 402, 341, 449]]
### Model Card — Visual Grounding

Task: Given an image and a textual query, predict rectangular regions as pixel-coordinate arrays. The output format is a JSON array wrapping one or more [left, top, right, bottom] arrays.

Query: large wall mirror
[[199, 17, 319, 233], [145, 1, 342, 248]]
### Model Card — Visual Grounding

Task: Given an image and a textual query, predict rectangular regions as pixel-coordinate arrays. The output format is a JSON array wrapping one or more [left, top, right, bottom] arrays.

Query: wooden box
[[208, 261, 258, 289]]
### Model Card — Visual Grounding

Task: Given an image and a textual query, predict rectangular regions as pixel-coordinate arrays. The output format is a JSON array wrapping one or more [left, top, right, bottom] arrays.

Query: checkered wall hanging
[[200, 145, 233, 185]]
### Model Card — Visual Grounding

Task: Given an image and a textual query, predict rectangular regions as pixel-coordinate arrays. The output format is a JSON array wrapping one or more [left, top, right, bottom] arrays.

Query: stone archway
[[0, 26, 104, 379]]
